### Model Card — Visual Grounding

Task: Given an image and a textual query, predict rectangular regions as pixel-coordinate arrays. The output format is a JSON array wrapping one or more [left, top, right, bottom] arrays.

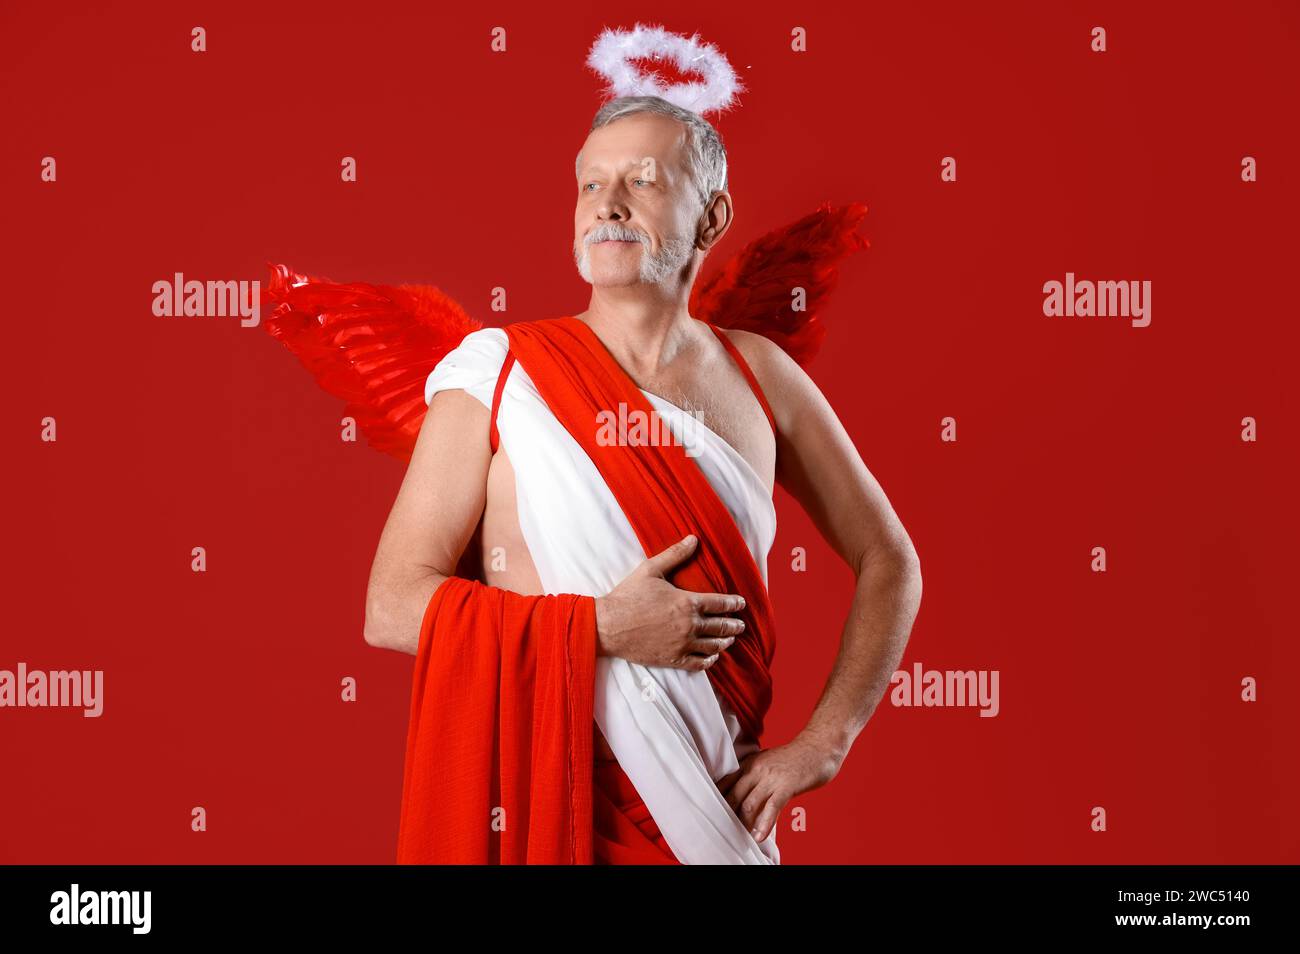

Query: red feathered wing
[[260, 263, 481, 464], [261, 203, 866, 461], [690, 201, 869, 366]]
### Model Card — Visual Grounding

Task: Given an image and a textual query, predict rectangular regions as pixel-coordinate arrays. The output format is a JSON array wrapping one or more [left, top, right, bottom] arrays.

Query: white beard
[[575, 223, 696, 285], [636, 234, 696, 284]]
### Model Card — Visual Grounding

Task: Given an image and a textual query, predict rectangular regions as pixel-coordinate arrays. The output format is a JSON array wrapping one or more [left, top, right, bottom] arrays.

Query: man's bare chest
[[636, 365, 775, 492]]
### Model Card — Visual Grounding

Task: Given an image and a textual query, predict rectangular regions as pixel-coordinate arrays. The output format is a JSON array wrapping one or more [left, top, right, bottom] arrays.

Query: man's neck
[[576, 284, 700, 376]]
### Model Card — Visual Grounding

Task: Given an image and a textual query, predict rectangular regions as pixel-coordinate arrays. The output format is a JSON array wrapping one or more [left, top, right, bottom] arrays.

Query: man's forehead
[[578, 114, 688, 172]]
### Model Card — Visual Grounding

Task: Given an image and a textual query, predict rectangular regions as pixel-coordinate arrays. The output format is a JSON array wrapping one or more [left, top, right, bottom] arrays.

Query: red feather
[[262, 203, 867, 461], [260, 263, 481, 464], [690, 201, 869, 366]]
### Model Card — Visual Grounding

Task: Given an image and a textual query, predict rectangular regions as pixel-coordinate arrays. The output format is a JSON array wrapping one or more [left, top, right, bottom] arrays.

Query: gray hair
[[575, 95, 729, 211]]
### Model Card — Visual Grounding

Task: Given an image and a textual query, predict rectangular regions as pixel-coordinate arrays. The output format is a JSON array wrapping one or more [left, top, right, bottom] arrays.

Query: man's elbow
[[858, 533, 922, 587], [864, 539, 922, 625], [895, 535, 921, 582], [362, 610, 387, 649], [900, 541, 922, 601], [363, 588, 397, 649]]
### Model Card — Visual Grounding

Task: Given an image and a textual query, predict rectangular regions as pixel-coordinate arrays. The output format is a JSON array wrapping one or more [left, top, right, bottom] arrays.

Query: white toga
[[425, 326, 779, 864]]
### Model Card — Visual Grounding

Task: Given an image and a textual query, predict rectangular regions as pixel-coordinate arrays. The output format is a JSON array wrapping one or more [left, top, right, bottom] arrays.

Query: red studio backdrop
[[2, 1, 1296, 865]]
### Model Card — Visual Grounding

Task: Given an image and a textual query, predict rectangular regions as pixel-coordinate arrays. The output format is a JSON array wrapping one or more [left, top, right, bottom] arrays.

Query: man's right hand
[[594, 534, 747, 671]]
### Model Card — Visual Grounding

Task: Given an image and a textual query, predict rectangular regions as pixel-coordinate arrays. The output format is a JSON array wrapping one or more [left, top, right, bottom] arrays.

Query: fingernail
[[683, 534, 697, 545]]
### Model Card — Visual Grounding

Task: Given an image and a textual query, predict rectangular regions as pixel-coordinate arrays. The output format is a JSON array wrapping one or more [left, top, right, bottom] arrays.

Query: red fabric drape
[[593, 753, 680, 864], [397, 576, 597, 863]]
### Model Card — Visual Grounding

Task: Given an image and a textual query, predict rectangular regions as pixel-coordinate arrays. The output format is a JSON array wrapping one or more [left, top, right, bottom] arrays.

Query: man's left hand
[[717, 734, 845, 844]]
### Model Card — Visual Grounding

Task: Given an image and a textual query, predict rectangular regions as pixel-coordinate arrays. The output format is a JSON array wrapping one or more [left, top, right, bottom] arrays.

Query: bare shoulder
[[713, 326, 820, 429], [714, 326, 798, 380]]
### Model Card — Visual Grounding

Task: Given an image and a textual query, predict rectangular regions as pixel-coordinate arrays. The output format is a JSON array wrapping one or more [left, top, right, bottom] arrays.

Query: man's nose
[[597, 183, 630, 221], [598, 201, 627, 221]]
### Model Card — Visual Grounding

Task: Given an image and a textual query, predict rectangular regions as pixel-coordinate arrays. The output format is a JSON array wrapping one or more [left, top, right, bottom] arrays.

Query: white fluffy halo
[[586, 23, 743, 116]]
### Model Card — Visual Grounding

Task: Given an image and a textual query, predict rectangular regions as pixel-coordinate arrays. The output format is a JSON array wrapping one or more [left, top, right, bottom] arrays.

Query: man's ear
[[696, 191, 734, 251]]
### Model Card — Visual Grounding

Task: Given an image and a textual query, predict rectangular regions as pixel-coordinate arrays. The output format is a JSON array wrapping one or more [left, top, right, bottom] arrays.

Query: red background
[[3, 1, 1296, 864]]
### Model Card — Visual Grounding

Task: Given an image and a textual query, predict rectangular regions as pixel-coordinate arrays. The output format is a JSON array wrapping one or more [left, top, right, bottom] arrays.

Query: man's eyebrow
[[578, 156, 651, 177]]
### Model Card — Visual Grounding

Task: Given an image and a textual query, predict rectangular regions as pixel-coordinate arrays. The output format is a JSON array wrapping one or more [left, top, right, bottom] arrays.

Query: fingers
[[749, 795, 779, 843], [715, 767, 743, 796], [640, 534, 698, 578], [725, 763, 761, 818], [728, 770, 780, 843], [675, 652, 721, 672], [691, 614, 745, 639], [692, 591, 746, 615], [671, 626, 741, 671], [667, 614, 744, 671], [688, 634, 737, 656]]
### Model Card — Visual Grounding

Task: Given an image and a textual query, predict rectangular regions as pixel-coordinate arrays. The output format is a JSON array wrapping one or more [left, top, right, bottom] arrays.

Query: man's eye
[[632, 178, 648, 186], [582, 182, 598, 192]]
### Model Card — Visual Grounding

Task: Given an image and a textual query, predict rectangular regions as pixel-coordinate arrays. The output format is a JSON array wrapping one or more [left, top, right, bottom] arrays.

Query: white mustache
[[585, 224, 648, 246]]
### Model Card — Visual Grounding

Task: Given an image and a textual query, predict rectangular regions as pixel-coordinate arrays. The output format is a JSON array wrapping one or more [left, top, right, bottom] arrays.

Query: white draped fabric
[[425, 326, 780, 864]]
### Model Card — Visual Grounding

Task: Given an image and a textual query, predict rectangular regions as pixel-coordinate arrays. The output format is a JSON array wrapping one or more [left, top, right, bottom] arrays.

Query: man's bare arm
[[766, 333, 922, 756], [718, 330, 923, 839], [363, 388, 490, 654]]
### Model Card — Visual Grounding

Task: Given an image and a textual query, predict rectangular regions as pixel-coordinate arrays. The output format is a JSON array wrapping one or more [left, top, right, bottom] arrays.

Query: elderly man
[[363, 95, 922, 864]]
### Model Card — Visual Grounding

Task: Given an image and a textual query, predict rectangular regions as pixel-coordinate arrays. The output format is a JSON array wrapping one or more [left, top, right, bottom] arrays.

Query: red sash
[[396, 316, 776, 864], [505, 317, 777, 741]]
